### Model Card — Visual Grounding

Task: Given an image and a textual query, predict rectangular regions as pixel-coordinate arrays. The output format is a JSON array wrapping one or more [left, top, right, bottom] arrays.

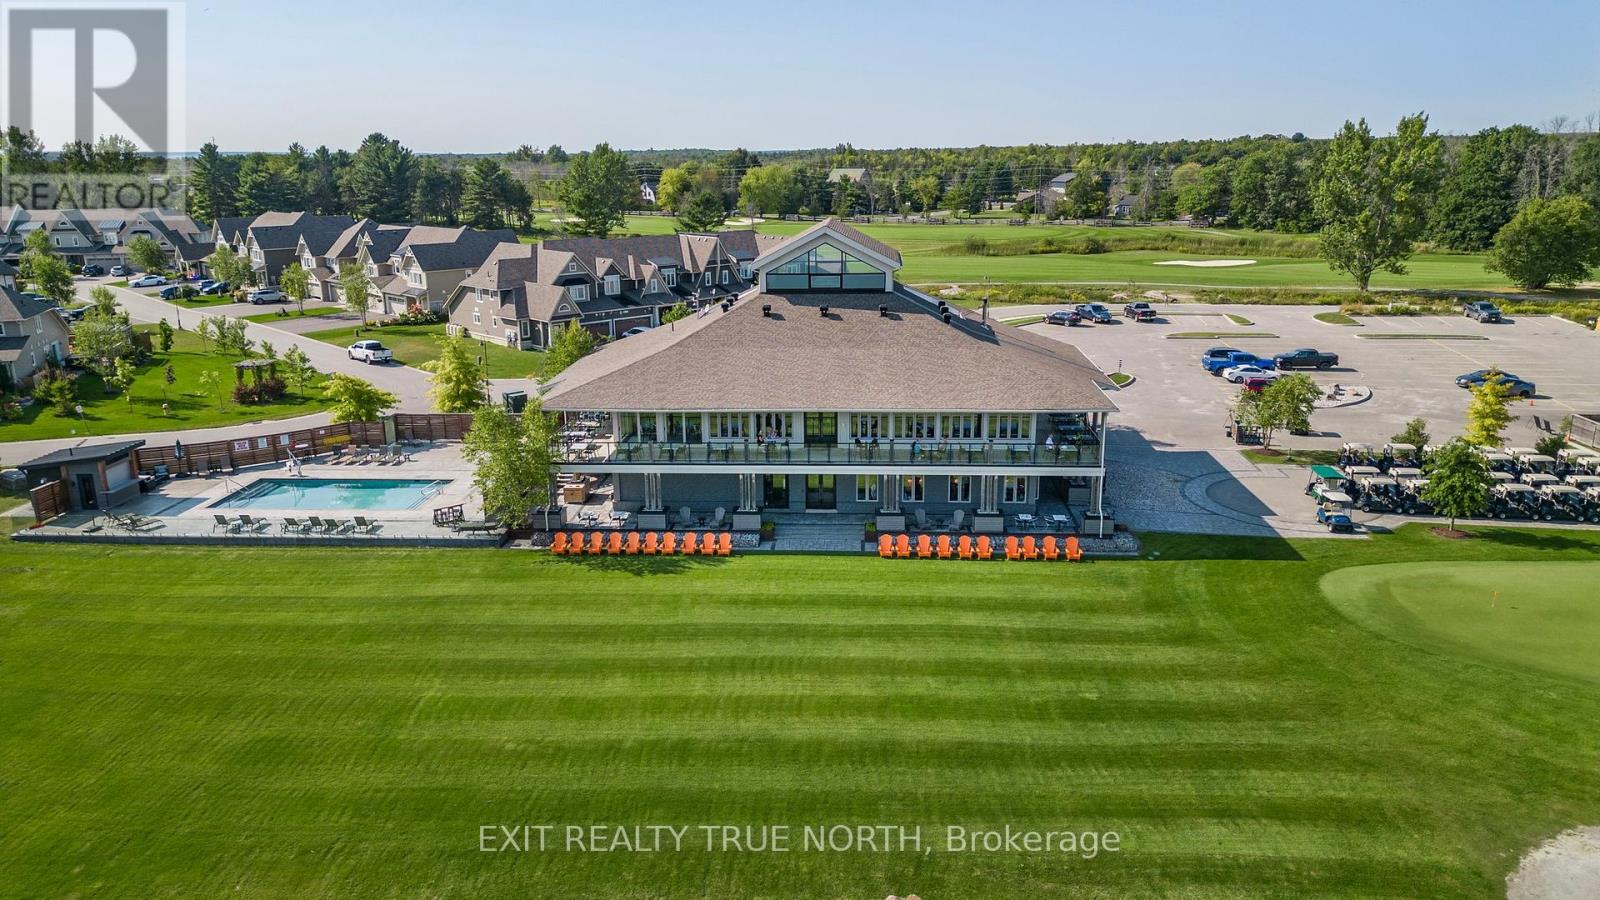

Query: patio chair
[[587, 532, 603, 555], [353, 516, 380, 535], [282, 517, 309, 535], [566, 532, 586, 555], [606, 532, 623, 555], [878, 534, 894, 558], [643, 532, 659, 555], [975, 536, 993, 560], [708, 507, 725, 530], [950, 509, 965, 532], [916, 534, 932, 558], [306, 515, 327, 533], [661, 531, 677, 555], [1022, 536, 1039, 560], [551, 532, 568, 554], [1004, 536, 1021, 561], [894, 534, 911, 558], [1042, 536, 1060, 561], [936, 535, 952, 559], [913, 508, 930, 531], [957, 535, 973, 559], [324, 518, 348, 534], [1066, 536, 1083, 562], [700, 532, 716, 556], [681, 532, 698, 555], [238, 514, 267, 533], [625, 532, 641, 555], [679, 506, 697, 528], [212, 514, 239, 534], [717, 532, 732, 556]]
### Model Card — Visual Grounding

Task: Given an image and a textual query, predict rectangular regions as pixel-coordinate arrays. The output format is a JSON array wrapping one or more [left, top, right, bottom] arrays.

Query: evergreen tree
[[461, 157, 516, 229], [342, 133, 417, 223], [187, 142, 239, 223]]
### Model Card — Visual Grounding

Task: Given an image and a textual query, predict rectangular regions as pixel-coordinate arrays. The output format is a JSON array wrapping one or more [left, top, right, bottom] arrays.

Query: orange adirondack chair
[[550, 532, 568, 554], [607, 532, 623, 554], [1021, 536, 1038, 560], [717, 532, 732, 556], [1066, 535, 1082, 561], [1004, 536, 1021, 560], [1042, 536, 1060, 561], [878, 534, 895, 557], [958, 535, 974, 559], [681, 532, 698, 555], [643, 532, 659, 555], [588, 532, 603, 555], [895, 534, 911, 558], [975, 535, 993, 560], [936, 535, 952, 558], [916, 534, 932, 558], [624, 532, 640, 555], [661, 531, 678, 554], [700, 533, 716, 555]]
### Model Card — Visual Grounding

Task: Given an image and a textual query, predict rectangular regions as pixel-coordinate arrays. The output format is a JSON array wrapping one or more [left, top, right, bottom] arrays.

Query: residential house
[[445, 230, 781, 350], [538, 218, 1114, 534], [0, 206, 205, 270], [367, 226, 516, 316], [238, 212, 356, 286], [827, 167, 870, 185], [1047, 172, 1077, 192], [295, 218, 406, 304], [639, 180, 659, 205], [1, 283, 71, 389]]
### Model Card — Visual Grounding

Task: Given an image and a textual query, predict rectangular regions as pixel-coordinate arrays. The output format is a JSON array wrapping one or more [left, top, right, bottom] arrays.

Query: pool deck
[[13, 444, 491, 546]]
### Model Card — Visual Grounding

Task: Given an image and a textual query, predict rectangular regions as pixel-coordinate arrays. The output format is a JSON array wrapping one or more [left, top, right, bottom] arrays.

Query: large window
[[620, 413, 658, 442], [896, 414, 935, 440], [948, 476, 972, 503], [1002, 476, 1029, 504], [709, 413, 745, 440], [855, 475, 878, 503], [901, 476, 925, 503], [849, 414, 887, 440], [765, 242, 884, 291], [942, 414, 979, 440], [665, 413, 702, 444], [988, 414, 1032, 440], [755, 412, 793, 440], [604, 275, 621, 295]]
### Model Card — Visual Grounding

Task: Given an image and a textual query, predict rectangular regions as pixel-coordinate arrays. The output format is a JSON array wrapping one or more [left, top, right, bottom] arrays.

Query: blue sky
[[187, 0, 1600, 152]]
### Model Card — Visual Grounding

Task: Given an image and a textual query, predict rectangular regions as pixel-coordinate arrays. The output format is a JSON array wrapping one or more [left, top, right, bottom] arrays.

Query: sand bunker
[[1153, 259, 1258, 267], [1507, 827, 1600, 899]]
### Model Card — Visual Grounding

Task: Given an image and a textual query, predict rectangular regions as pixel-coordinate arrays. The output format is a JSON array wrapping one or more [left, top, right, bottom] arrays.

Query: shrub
[[231, 376, 288, 405], [32, 371, 78, 414], [394, 304, 445, 325]]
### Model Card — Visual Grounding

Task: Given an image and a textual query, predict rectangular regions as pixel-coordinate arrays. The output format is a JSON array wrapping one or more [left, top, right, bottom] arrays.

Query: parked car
[[109, 264, 131, 277], [620, 325, 653, 337], [1222, 364, 1281, 384], [1074, 303, 1114, 323], [198, 280, 230, 296], [129, 274, 168, 288], [1241, 376, 1272, 393], [59, 305, 89, 322], [347, 340, 393, 364], [1045, 308, 1083, 326], [80, 264, 105, 277], [1200, 346, 1244, 368], [248, 289, 287, 304], [1464, 301, 1502, 322], [1272, 348, 1338, 369], [1203, 351, 1274, 375], [20, 291, 50, 304], [159, 284, 198, 300], [1455, 369, 1535, 397], [1122, 301, 1156, 321]]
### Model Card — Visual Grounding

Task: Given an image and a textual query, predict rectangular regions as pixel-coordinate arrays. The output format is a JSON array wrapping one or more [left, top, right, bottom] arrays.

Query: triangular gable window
[[765, 242, 884, 291]]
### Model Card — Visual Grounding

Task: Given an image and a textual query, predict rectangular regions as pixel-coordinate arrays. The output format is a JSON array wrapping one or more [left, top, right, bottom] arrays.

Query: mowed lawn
[[3, 526, 1600, 897], [1, 327, 332, 442], [304, 323, 546, 379]]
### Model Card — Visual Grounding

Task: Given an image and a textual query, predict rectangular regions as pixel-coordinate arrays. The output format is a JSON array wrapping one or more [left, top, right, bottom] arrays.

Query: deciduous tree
[[543, 321, 599, 376], [324, 373, 397, 423], [557, 143, 633, 237], [1421, 439, 1492, 531], [421, 334, 487, 412], [279, 261, 311, 315], [1313, 114, 1443, 292], [461, 400, 557, 526], [1464, 371, 1516, 446], [1484, 195, 1600, 289], [126, 235, 168, 274], [339, 262, 372, 326]]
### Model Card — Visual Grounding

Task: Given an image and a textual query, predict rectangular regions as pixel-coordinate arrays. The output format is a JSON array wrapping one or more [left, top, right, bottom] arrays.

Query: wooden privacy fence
[[130, 413, 475, 476], [29, 480, 69, 522]]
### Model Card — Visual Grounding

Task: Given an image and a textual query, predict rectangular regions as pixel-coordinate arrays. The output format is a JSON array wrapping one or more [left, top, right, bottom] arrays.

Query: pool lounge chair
[[353, 516, 380, 535], [238, 514, 268, 533], [281, 517, 310, 535], [212, 514, 239, 534], [323, 518, 348, 534]]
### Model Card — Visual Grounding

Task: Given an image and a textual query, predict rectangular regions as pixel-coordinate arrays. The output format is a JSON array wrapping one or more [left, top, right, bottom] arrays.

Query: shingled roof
[[540, 288, 1114, 413]]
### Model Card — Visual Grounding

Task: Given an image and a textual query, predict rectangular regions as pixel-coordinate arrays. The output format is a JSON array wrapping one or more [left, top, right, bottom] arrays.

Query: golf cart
[[1511, 450, 1556, 476], [1389, 466, 1424, 483], [1339, 443, 1377, 468], [1535, 484, 1589, 521], [1396, 477, 1433, 515], [1519, 472, 1559, 489], [1479, 450, 1514, 474], [1352, 474, 1403, 513], [1489, 483, 1540, 519], [1305, 465, 1347, 501], [1569, 475, 1600, 521], [1488, 470, 1515, 486], [1382, 443, 1419, 468], [1315, 492, 1355, 533], [1556, 448, 1600, 477]]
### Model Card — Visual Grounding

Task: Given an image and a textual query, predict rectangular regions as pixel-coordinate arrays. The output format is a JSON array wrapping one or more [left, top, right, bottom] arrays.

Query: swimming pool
[[212, 478, 450, 511]]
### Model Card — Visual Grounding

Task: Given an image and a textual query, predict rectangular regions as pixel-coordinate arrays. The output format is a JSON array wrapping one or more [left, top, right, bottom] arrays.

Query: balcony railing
[[565, 436, 1103, 468]]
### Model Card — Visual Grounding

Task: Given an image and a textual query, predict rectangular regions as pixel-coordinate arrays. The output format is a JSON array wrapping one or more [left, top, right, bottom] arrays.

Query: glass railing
[[568, 436, 1103, 467]]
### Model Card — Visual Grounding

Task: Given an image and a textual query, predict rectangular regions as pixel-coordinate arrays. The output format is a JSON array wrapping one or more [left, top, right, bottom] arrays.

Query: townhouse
[[444, 230, 778, 349], [371, 226, 515, 316], [220, 212, 356, 287], [1, 275, 71, 388], [539, 219, 1115, 534], [0, 205, 206, 270]]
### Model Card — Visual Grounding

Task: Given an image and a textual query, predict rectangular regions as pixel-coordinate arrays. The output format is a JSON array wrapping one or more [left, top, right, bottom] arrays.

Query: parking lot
[[1012, 303, 1600, 535]]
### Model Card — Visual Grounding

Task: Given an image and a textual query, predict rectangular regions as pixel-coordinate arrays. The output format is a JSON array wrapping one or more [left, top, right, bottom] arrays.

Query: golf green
[[1322, 560, 1600, 684]]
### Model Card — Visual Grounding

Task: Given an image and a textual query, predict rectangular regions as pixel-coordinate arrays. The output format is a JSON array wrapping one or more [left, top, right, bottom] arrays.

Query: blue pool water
[[212, 478, 449, 511]]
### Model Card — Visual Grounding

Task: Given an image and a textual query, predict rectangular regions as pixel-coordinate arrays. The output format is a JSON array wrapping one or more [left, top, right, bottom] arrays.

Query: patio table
[[1015, 513, 1037, 529], [1048, 514, 1071, 528]]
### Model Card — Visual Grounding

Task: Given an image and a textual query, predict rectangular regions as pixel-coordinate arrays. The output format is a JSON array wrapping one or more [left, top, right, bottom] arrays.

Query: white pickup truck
[[347, 340, 393, 364]]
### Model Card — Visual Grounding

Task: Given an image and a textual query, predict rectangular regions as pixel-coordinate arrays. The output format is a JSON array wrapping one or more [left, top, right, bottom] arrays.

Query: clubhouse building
[[540, 219, 1115, 533]]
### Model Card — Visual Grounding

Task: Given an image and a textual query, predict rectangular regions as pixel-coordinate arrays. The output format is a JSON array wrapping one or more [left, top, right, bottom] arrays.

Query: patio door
[[804, 413, 837, 446], [804, 474, 836, 510], [76, 473, 98, 510], [763, 474, 790, 509]]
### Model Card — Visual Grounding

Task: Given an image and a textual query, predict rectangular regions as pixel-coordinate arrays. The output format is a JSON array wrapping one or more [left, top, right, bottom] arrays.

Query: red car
[[1242, 376, 1272, 393]]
